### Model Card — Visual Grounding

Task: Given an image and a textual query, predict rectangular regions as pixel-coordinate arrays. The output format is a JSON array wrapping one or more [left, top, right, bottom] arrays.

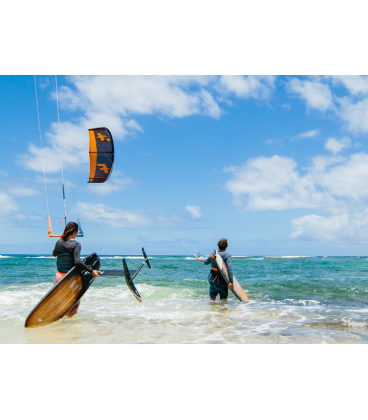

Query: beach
[[1, 254, 368, 344]]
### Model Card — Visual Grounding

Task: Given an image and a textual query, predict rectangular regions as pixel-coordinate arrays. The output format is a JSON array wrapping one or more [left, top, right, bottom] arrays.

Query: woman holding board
[[52, 222, 100, 317]]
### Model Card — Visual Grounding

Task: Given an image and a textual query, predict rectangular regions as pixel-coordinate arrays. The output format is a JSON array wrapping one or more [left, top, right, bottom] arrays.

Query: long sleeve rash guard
[[52, 239, 93, 273]]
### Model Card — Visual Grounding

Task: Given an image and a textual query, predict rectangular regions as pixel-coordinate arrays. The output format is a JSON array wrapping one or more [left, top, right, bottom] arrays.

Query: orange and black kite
[[88, 127, 114, 183]]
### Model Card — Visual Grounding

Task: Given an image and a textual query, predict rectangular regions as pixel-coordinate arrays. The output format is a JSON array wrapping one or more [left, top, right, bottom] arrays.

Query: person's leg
[[218, 282, 229, 301], [64, 301, 80, 317], [55, 271, 65, 283], [209, 282, 218, 301]]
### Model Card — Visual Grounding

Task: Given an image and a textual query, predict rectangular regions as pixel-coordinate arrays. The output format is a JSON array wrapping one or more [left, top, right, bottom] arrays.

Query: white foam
[[100, 256, 124, 259], [0, 255, 12, 258], [298, 300, 320, 306], [25, 256, 54, 259], [266, 256, 310, 259], [249, 257, 264, 260], [251, 322, 277, 334], [184, 257, 196, 260], [347, 309, 368, 313]]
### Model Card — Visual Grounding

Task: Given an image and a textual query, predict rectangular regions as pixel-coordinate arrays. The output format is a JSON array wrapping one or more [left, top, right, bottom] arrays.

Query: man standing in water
[[199, 238, 234, 301]]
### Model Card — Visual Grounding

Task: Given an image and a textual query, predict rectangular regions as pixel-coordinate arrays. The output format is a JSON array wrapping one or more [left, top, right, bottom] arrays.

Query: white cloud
[[0, 191, 19, 214], [310, 152, 368, 200], [20, 76, 277, 175], [338, 97, 368, 134], [225, 150, 368, 212], [9, 186, 40, 197], [218, 76, 276, 100], [289, 77, 368, 135], [87, 174, 134, 195], [295, 129, 320, 139], [324, 136, 351, 155], [290, 209, 368, 242], [185, 205, 202, 218], [60, 76, 221, 119], [224, 155, 338, 211], [77, 202, 152, 227], [287, 78, 333, 111], [17, 122, 89, 174], [331, 76, 368, 95]]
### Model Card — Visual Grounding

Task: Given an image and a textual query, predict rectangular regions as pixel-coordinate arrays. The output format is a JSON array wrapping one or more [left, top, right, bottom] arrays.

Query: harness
[[56, 253, 74, 273], [209, 252, 226, 283]]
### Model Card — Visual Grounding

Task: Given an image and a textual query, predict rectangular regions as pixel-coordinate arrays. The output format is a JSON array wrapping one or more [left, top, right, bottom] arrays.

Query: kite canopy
[[88, 127, 114, 183]]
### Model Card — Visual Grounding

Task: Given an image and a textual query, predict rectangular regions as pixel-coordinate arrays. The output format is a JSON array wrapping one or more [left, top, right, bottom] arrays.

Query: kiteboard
[[25, 253, 100, 328], [215, 251, 249, 302], [122, 248, 151, 302]]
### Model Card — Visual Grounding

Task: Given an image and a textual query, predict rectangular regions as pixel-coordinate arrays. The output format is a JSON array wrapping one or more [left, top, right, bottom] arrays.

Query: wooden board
[[25, 253, 100, 328], [215, 251, 249, 302]]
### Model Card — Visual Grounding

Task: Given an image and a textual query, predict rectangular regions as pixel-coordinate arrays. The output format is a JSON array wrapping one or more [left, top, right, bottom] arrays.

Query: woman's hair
[[218, 238, 228, 251], [60, 222, 79, 241]]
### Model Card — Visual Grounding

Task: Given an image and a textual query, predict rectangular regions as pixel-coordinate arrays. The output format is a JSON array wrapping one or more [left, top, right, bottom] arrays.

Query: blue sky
[[2, 75, 368, 255]]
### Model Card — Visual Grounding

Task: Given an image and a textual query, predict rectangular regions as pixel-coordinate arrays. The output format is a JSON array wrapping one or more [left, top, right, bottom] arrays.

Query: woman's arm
[[73, 243, 93, 273], [52, 241, 58, 257]]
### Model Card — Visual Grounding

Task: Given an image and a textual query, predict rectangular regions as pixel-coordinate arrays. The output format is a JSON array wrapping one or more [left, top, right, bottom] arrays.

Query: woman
[[52, 222, 100, 317]]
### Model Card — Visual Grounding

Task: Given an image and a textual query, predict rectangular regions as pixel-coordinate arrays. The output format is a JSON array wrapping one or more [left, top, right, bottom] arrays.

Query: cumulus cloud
[[59, 76, 222, 119], [224, 155, 339, 211], [331, 76, 368, 95], [287, 78, 333, 111], [77, 202, 153, 227], [185, 205, 202, 218], [224, 149, 368, 212], [310, 152, 368, 200], [225, 147, 368, 242], [17, 122, 89, 174], [288, 76, 368, 135], [87, 173, 134, 195], [324, 136, 351, 155], [19, 76, 277, 175], [290, 209, 368, 242], [338, 97, 368, 134], [77, 201, 185, 228], [218, 76, 276, 100]]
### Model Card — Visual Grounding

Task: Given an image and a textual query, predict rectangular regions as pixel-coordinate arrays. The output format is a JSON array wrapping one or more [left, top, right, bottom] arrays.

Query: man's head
[[218, 238, 228, 251]]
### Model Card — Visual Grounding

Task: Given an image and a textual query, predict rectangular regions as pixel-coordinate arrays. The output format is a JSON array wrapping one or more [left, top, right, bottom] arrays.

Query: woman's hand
[[92, 270, 101, 277], [229, 282, 234, 290]]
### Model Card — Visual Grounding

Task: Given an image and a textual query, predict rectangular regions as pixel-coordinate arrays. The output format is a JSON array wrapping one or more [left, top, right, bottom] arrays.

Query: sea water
[[1, 254, 368, 344]]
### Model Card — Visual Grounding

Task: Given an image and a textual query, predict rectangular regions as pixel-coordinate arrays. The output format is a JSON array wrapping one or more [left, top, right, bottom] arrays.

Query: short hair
[[218, 238, 228, 251]]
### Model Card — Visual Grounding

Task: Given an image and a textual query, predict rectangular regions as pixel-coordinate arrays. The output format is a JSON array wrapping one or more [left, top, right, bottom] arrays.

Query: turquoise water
[[1, 254, 368, 343]]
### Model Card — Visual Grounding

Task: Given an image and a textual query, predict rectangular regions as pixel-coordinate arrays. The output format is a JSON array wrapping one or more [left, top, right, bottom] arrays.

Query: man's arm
[[203, 255, 212, 265], [225, 256, 234, 283]]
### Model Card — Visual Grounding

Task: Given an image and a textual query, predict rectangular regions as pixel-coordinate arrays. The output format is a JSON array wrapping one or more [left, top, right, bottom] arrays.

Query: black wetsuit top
[[52, 239, 92, 273]]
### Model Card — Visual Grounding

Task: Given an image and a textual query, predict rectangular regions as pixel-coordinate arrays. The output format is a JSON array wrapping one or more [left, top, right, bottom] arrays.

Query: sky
[[2, 75, 368, 255]]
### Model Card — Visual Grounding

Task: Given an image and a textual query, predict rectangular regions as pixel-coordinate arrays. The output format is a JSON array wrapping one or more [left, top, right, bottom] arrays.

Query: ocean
[[1, 254, 368, 344]]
